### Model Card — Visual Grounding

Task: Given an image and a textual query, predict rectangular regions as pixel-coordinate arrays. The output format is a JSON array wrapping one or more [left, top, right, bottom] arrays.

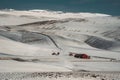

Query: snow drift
[[0, 9, 120, 73]]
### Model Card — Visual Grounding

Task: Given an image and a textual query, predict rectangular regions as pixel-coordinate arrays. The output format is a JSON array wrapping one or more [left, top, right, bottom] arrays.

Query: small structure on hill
[[69, 52, 90, 59]]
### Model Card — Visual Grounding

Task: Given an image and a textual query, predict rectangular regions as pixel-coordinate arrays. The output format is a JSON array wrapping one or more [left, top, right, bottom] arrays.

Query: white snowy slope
[[0, 9, 110, 25], [0, 9, 120, 73], [0, 35, 57, 56], [0, 60, 71, 72]]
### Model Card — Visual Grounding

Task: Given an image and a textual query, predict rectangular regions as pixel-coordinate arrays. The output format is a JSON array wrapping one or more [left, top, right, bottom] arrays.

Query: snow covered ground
[[0, 9, 120, 80]]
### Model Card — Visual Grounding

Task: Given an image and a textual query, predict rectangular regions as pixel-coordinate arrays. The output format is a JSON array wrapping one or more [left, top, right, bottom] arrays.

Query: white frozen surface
[[0, 35, 55, 56], [0, 9, 120, 74], [0, 60, 71, 72]]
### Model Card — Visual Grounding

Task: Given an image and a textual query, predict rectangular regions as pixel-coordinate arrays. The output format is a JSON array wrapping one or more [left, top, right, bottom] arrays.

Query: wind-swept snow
[[0, 9, 120, 80], [0, 35, 57, 56], [0, 60, 71, 72], [0, 9, 110, 26]]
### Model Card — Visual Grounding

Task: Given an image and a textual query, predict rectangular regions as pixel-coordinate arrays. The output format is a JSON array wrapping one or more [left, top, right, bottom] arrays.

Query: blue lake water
[[0, 0, 120, 16]]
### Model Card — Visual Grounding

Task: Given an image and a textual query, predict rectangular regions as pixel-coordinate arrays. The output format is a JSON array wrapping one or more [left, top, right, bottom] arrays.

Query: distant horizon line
[[0, 8, 112, 16]]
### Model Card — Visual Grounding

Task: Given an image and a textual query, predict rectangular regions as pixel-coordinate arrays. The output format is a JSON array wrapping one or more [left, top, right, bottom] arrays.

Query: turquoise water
[[0, 0, 120, 16]]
